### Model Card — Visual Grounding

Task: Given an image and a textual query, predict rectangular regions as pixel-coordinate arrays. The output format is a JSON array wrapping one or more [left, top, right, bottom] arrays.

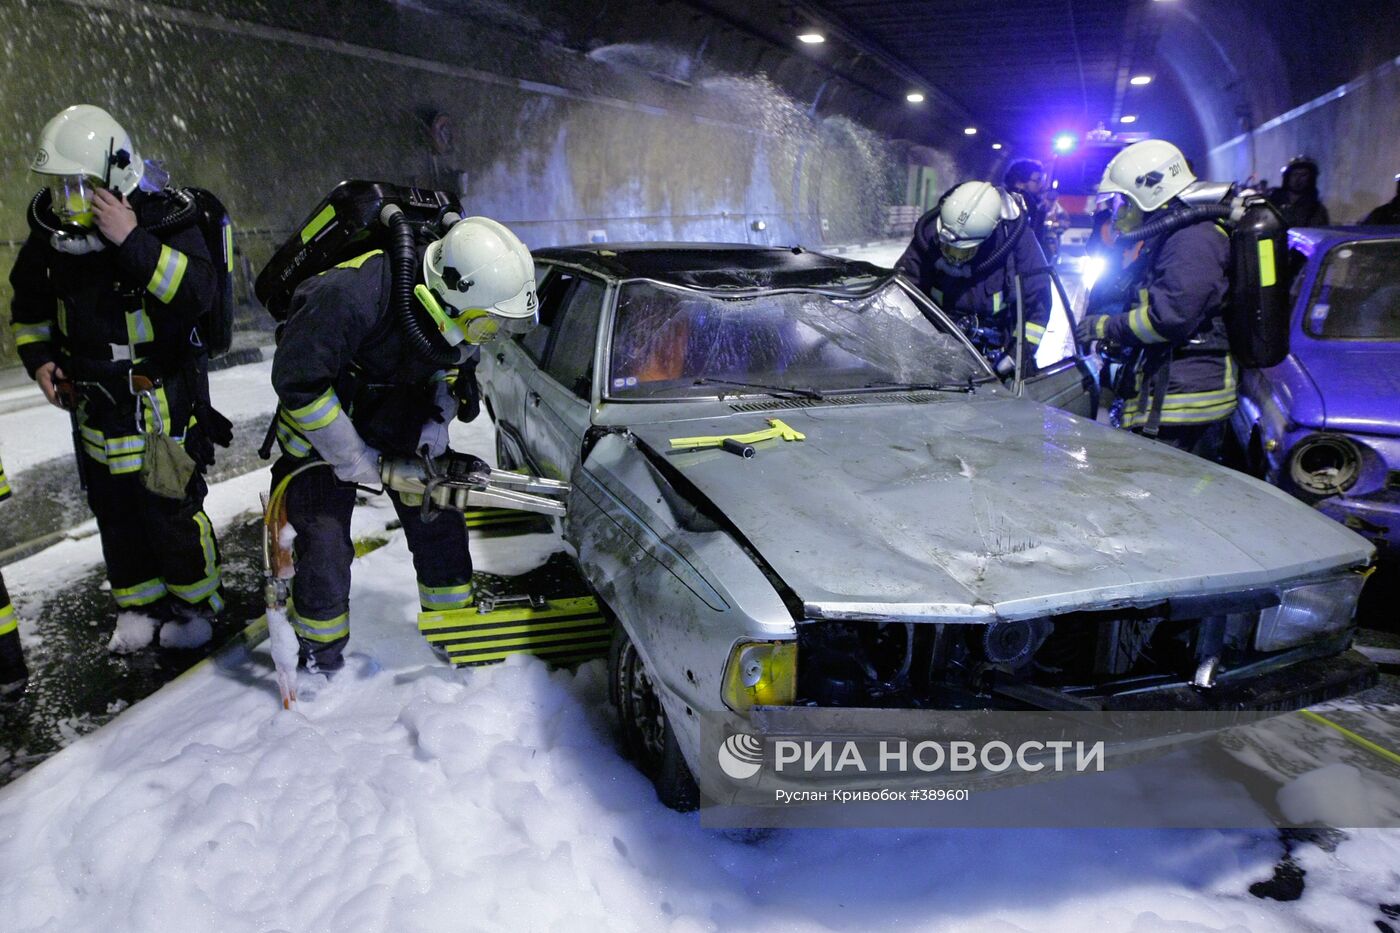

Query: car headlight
[[1288, 434, 1361, 496], [1254, 573, 1368, 652], [722, 640, 797, 710]]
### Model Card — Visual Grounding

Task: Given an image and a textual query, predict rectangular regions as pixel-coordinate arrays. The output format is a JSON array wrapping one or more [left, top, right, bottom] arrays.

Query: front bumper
[[1099, 648, 1377, 711], [1316, 495, 1400, 553], [752, 649, 1377, 726], [710, 651, 1378, 800]]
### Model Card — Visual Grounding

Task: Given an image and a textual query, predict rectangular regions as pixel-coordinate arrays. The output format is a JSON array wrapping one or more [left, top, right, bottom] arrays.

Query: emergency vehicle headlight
[[1254, 573, 1367, 652], [722, 640, 796, 710], [1288, 434, 1360, 496]]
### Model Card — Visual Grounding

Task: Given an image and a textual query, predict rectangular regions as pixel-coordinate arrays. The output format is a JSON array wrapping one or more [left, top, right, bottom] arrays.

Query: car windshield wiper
[[858, 379, 975, 393], [693, 377, 826, 400]]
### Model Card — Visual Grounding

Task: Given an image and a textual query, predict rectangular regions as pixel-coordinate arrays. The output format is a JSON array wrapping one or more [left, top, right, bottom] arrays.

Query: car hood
[[625, 396, 1373, 622], [1295, 343, 1400, 435]]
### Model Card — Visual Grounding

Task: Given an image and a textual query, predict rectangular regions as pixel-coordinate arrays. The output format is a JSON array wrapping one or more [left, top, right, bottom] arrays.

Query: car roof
[[530, 243, 891, 290], [1288, 226, 1400, 257]]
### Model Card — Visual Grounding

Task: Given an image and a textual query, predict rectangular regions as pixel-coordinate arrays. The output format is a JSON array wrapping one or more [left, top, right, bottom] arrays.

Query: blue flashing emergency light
[[1053, 133, 1077, 154]]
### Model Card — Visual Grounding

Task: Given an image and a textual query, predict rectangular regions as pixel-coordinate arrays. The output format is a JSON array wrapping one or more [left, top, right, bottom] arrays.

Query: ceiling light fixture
[[1120, 114, 1138, 124], [991, 143, 1003, 150], [797, 32, 825, 44], [906, 92, 925, 103], [963, 126, 977, 135], [1130, 75, 1152, 86]]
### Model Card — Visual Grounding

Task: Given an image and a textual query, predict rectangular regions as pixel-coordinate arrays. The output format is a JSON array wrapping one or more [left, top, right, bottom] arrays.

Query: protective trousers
[[0, 571, 29, 692], [84, 452, 224, 617], [273, 457, 473, 671]]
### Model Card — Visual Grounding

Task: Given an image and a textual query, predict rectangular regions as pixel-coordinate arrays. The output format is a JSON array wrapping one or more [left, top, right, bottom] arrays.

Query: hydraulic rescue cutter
[[377, 451, 569, 520]]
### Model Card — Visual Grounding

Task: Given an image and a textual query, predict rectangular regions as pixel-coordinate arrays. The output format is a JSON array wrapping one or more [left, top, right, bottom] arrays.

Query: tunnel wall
[[1158, 1, 1400, 223], [0, 0, 980, 367]]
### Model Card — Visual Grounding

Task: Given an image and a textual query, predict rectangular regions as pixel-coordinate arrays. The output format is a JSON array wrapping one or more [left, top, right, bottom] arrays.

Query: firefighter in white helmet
[[1075, 139, 1236, 457], [9, 105, 225, 651], [269, 215, 537, 674], [896, 180, 1053, 376]]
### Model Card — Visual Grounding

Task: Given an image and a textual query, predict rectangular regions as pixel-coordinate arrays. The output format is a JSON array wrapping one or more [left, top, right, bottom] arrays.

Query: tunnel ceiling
[[802, 0, 1141, 148]]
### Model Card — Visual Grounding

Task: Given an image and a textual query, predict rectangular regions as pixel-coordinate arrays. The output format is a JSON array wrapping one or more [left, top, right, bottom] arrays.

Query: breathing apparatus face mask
[[938, 241, 978, 266], [414, 283, 539, 346], [45, 174, 100, 228], [1108, 194, 1145, 235]]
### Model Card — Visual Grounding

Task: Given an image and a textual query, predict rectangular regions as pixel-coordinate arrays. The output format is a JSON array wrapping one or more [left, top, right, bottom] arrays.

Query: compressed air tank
[[1227, 197, 1290, 368]]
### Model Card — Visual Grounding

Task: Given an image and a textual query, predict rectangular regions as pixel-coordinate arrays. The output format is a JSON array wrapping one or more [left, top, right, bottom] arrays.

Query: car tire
[[609, 626, 700, 812]]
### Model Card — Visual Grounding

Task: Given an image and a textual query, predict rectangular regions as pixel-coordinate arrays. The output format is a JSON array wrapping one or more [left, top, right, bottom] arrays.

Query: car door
[[486, 263, 572, 468], [523, 274, 609, 480], [1021, 268, 1100, 418]]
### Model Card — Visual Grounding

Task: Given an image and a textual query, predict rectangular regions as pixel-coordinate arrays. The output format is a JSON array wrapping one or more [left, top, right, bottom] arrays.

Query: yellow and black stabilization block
[[417, 596, 611, 667], [462, 506, 541, 531]]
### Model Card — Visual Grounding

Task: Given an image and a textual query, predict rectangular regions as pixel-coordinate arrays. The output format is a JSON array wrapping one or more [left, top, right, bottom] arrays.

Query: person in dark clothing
[[1266, 156, 1330, 228], [0, 454, 28, 700], [270, 216, 537, 673], [1076, 140, 1235, 458], [8, 105, 223, 649], [896, 181, 1052, 377], [1360, 173, 1400, 225], [1004, 158, 1047, 237]]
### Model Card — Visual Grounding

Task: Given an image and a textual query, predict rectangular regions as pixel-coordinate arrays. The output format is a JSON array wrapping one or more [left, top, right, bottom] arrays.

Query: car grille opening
[[795, 609, 1277, 710]]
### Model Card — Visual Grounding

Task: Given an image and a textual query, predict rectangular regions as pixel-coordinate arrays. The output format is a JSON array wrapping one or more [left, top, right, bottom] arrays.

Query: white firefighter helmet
[[32, 105, 143, 195], [934, 181, 1007, 264], [1097, 139, 1195, 213], [419, 217, 538, 346]]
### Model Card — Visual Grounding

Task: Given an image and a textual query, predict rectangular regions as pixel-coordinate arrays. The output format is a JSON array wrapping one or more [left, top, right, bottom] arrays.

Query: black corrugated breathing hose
[[1115, 203, 1233, 244], [380, 204, 462, 367]]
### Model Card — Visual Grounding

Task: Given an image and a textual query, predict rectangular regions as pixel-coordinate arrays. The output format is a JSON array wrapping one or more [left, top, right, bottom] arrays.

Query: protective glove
[[333, 445, 382, 485], [1074, 313, 1112, 347], [417, 379, 457, 458], [301, 405, 382, 485], [993, 352, 1017, 378], [418, 418, 450, 459]]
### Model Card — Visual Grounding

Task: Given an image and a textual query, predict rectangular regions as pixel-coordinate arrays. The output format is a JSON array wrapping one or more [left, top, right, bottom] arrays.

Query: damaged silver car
[[480, 244, 1377, 809]]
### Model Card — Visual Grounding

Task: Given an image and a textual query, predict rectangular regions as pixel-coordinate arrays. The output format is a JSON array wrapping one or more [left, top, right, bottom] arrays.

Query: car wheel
[[609, 626, 700, 812]]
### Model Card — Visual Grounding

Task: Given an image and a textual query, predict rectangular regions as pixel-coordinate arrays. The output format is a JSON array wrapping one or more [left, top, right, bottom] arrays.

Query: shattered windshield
[[607, 279, 984, 400], [1305, 240, 1400, 340]]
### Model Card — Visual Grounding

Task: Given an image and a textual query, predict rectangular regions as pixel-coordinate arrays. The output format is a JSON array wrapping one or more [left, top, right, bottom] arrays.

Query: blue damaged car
[[1229, 228, 1400, 556]]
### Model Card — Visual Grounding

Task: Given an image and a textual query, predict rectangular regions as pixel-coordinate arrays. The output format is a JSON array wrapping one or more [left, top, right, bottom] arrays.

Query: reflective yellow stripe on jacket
[[146, 245, 190, 304], [1121, 357, 1238, 427], [10, 320, 51, 348]]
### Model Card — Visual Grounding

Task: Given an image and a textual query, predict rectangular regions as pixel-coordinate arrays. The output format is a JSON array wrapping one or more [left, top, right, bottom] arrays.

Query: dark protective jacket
[[8, 191, 215, 474], [895, 209, 1053, 363], [1361, 196, 1400, 226], [1099, 218, 1236, 429], [1266, 179, 1330, 228], [272, 251, 462, 460]]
